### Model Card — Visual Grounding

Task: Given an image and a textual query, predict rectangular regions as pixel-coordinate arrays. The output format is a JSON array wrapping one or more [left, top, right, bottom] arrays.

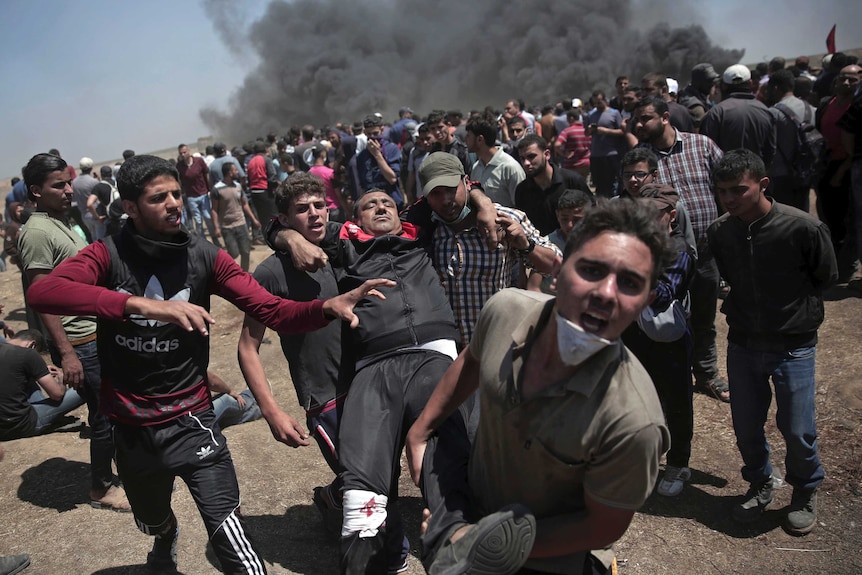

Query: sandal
[[89, 485, 132, 513], [703, 377, 730, 403]]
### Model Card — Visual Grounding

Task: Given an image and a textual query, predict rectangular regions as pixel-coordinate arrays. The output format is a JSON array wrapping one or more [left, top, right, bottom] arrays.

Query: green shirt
[[19, 212, 97, 341], [468, 289, 669, 574]]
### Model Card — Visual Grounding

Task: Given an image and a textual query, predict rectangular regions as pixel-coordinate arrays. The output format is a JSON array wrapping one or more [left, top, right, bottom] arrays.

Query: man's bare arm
[[27, 270, 85, 388], [237, 316, 310, 447], [530, 493, 635, 558]]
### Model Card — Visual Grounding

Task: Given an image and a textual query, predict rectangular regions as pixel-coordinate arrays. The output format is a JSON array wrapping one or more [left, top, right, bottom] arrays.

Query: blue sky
[[1, 0, 860, 179]]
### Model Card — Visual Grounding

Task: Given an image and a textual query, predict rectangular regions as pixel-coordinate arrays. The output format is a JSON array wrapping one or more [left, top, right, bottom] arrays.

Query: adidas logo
[[118, 276, 191, 327], [195, 445, 214, 460]]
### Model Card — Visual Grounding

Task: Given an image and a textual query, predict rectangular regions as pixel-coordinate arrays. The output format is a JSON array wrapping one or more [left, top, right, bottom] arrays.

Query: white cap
[[571, 98, 583, 109], [666, 78, 679, 95], [79, 157, 94, 169], [722, 64, 751, 85]]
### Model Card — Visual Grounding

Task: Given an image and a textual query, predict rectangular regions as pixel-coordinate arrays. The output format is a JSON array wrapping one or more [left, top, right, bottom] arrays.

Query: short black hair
[[23, 153, 68, 200], [556, 189, 595, 211], [621, 148, 659, 171], [713, 148, 767, 182], [517, 134, 548, 152], [122, 149, 136, 160], [563, 199, 675, 289], [634, 95, 669, 116], [222, 161, 237, 177], [768, 69, 795, 94], [13, 329, 46, 352], [116, 155, 179, 202], [465, 112, 497, 148]]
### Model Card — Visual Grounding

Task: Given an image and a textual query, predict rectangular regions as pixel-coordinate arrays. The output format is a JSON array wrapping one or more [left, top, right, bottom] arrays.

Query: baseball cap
[[571, 98, 583, 109], [722, 64, 751, 85], [79, 157, 94, 169], [691, 63, 719, 84], [636, 183, 678, 210], [213, 142, 227, 153], [419, 152, 465, 197], [399, 106, 414, 116]]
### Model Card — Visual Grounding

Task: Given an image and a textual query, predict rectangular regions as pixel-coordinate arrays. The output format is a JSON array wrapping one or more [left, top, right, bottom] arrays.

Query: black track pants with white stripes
[[114, 409, 267, 574]]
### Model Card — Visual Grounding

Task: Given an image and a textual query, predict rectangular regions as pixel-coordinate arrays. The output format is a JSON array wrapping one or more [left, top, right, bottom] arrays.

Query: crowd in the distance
[[0, 50, 861, 575]]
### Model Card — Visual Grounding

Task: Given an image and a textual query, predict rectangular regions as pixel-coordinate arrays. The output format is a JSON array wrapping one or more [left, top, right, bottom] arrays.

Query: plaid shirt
[[639, 130, 723, 244], [431, 205, 560, 347]]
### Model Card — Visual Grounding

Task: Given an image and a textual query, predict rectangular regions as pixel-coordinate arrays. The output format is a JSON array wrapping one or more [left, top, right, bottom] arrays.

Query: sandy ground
[[1, 244, 861, 575]]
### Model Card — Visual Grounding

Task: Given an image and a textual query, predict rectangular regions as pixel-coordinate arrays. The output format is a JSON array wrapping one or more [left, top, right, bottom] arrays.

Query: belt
[[69, 332, 98, 346]]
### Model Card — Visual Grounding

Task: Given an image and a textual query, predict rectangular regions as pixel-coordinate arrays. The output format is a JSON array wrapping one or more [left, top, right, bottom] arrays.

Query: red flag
[[826, 24, 836, 54]]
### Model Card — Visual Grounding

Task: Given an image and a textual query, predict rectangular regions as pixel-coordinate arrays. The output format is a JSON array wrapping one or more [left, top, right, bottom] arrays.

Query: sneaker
[[732, 477, 774, 523], [0, 553, 30, 575], [313, 485, 343, 540], [387, 558, 409, 575], [784, 488, 818, 536], [657, 466, 691, 497], [146, 526, 179, 573], [428, 504, 536, 575]]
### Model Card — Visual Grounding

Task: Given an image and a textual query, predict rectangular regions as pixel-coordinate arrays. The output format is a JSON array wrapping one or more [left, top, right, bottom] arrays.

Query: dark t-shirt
[[252, 253, 347, 410], [0, 344, 49, 440], [514, 166, 591, 236]]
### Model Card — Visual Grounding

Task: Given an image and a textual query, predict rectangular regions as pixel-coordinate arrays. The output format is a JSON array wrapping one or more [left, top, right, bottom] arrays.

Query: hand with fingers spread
[[322, 278, 396, 328], [125, 296, 215, 336]]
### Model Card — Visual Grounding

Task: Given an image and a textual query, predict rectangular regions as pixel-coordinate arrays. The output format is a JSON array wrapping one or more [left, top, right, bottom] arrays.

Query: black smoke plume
[[201, 0, 743, 142]]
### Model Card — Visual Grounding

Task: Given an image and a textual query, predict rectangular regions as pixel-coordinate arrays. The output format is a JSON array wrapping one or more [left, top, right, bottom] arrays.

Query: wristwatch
[[517, 238, 536, 256]]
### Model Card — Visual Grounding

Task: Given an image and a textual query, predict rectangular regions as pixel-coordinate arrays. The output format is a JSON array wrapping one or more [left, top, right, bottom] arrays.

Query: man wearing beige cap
[[413, 151, 560, 347], [701, 64, 775, 164]]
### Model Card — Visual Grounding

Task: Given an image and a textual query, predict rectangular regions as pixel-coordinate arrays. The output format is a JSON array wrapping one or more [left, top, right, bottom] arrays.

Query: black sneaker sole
[[438, 504, 536, 575]]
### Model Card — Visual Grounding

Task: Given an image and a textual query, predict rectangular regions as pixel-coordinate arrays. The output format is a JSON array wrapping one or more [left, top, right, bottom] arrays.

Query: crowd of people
[[1, 51, 861, 575]]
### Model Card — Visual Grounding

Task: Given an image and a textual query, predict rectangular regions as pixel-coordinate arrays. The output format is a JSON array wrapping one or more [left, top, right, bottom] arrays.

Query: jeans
[[50, 339, 116, 491], [212, 389, 261, 429], [727, 342, 824, 490], [221, 225, 252, 271], [30, 387, 85, 431], [186, 194, 218, 243]]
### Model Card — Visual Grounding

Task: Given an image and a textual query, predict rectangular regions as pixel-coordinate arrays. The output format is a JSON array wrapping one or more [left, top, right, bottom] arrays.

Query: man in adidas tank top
[[27, 155, 392, 575]]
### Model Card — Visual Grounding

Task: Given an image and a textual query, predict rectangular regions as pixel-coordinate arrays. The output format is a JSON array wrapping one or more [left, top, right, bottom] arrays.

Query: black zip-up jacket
[[708, 201, 837, 352], [324, 220, 457, 360]]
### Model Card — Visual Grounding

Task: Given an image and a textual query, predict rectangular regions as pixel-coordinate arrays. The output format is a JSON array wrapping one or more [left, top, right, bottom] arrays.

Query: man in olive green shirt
[[19, 153, 128, 511], [407, 200, 672, 575]]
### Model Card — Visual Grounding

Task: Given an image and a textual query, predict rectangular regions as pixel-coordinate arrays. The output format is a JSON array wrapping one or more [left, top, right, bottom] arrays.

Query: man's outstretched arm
[[237, 315, 310, 447]]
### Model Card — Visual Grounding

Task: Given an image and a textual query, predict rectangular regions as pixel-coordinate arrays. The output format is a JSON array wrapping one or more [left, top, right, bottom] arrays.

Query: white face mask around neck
[[555, 312, 612, 366]]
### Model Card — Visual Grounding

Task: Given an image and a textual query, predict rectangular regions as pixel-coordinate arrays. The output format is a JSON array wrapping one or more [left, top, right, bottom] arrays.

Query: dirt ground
[[1, 246, 861, 575]]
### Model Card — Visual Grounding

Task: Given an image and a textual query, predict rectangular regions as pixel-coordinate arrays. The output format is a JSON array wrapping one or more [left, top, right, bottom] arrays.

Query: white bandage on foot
[[342, 489, 388, 538]]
